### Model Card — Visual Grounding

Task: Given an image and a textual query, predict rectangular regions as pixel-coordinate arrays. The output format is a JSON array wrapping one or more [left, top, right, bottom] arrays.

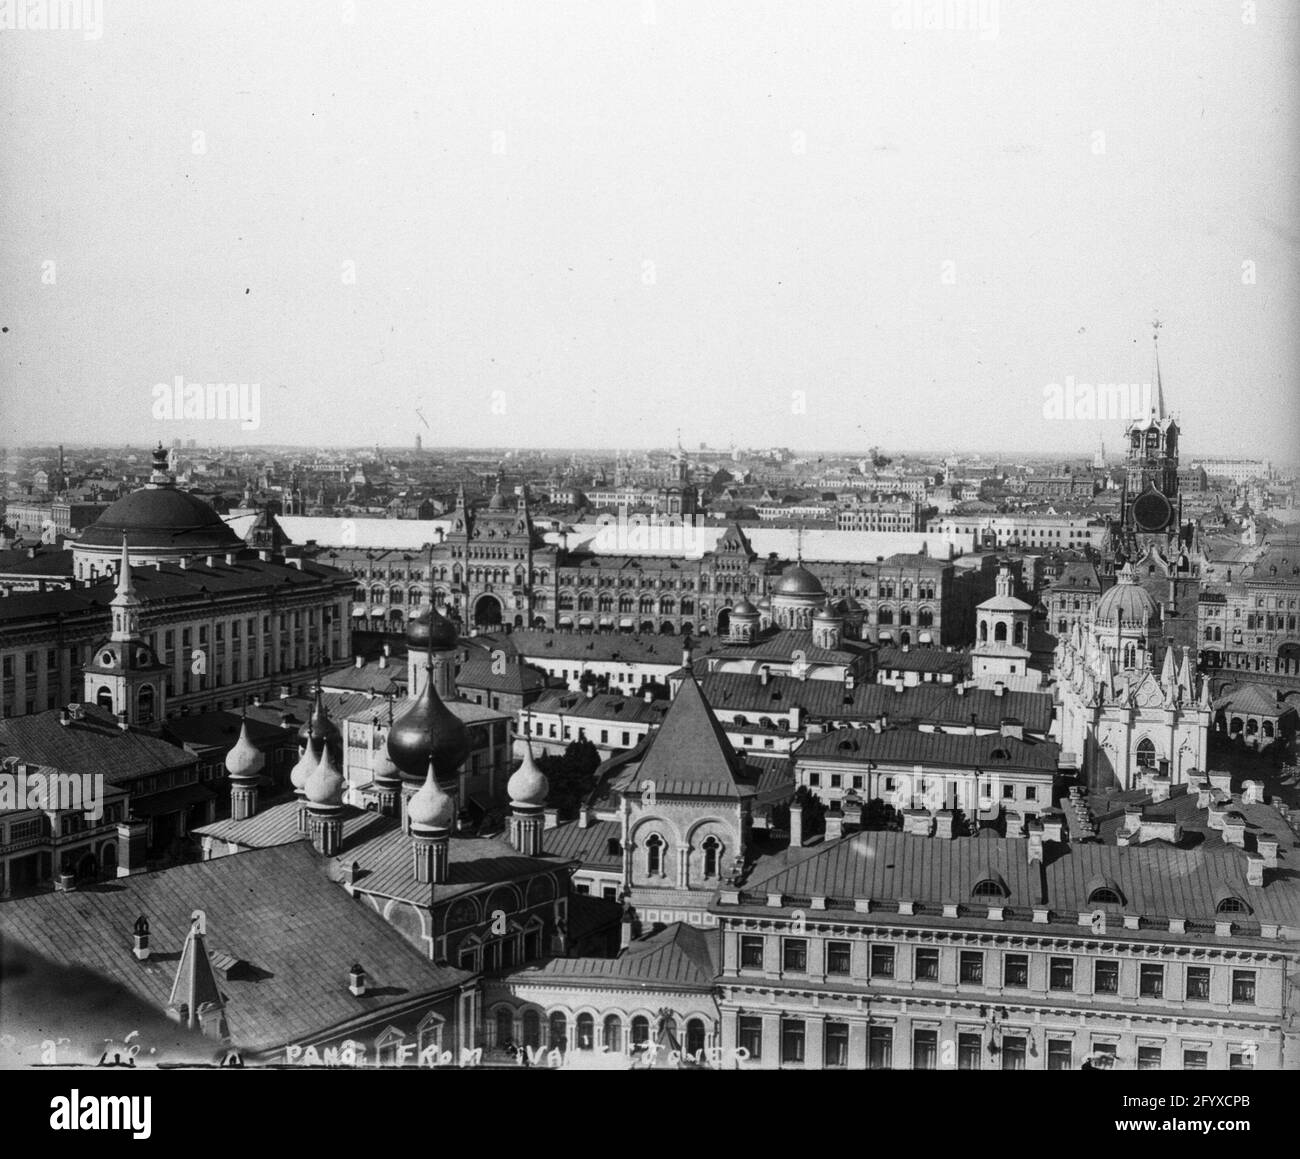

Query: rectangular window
[[1001, 1035, 1027, 1070], [959, 951, 983, 985], [780, 1019, 805, 1065], [1232, 970, 1256, 1005], [867, 1026, 892, 1070], [1004, 953, 1028, 988], [1049, 957, 1075, 991], [1137, 1045, 1162, 1070], [782, 938, 807, 973], [957, 1032, 982, 1070], [1094, 959, 1119, 994], [740, 935, 764, 969], [912, 1028, 937, 1070], [1047, 1039, 1072, 1071], [915, 947, 939, 980], [827, 940, 852, 976], [1183, 1049, 1208, 1070], [824, 1021, 849, 1069], [1140, 964, 1164, 999], [870, 945, 895, 978], [738, 1017, 763, 1060], [1185, 966, 1210, 1000]]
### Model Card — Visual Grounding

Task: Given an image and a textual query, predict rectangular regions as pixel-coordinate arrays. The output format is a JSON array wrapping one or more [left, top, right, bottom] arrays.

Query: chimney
[[225, 552, 236, 565], [934, 809, 955, 839], [1208, 770, 1233, 796], [117, 710, 129, 731], [1207, 802, 1229, 831], [999, 718, 1023, 740], [58, 707, 70, 727], [348, 963, 367, 996], [619, 904, 636, 952], [1257, 836, 1279, 868], [578, 805, 592, 829], [789, 800, 804, 848], [842, 799, 863, 831], [993, 681, 1005, 698], [1138, 816, 1181, 845], [824, 807, 844, 840], [1222, 813, 1247, 847], [378, 654, 387, 668], [1122, 805, 1143, 834], [1149, 774, 1170, 803], [55, 870, 76, 892], [543, 807, 560, 830], [955, 683, 965, 697], [643, 688, 653, 704], [343, 860, 361, 885], [1196, 780, 1213, 809], [206, 555, 216, 567], [1040, 813, 1065, 842], [383, 643, 391, 657], [1027, 824, 1044, 864], [179, 556, 189, 569], [1245, 853, 1265, 888], [759, 666, 770, 686], [132, 915, 151, 960], [1242, 780, 1264, 805], [902, 808, 933, 837], [116, 819, 149, 876], [354, 655, 364, 669]]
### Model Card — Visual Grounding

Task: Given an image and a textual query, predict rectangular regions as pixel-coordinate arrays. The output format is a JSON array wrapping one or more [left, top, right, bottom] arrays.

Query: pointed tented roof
[[114, 537, 137, 601], [634, 676, 750, 798], [168, 920, 225, 1027], [1154, 339, 1166, 422]]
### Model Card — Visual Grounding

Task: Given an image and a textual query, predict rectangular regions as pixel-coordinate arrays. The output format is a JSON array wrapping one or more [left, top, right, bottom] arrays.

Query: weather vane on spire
[[1152, 317, 1163, 343]]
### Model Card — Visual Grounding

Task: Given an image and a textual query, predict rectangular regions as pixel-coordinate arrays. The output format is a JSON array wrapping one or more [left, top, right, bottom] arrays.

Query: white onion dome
[[305, 742, 345, 808], [407, 759, 456, 831], [507, 747, 549, 809], [225, 719, 265, 781], [290, 740, 320, 791], [372, 743, 402, 787]]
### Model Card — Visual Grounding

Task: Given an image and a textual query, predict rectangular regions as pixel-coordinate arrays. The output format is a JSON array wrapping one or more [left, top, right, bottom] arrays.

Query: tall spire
[[168, 914, 227, 1038], [110, 537, 141, 643], [1152, 319, 1165, 421]]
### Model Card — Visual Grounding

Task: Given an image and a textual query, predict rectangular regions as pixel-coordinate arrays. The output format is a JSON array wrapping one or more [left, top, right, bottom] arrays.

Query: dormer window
[[1216, 896, 1248, 915], [972, 879, 1007, 900], [1088, 887, 1122, 906]]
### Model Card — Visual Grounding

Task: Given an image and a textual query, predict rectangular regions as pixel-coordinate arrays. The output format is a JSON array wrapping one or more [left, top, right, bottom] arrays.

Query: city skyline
[[2, 1, 1297, 457]]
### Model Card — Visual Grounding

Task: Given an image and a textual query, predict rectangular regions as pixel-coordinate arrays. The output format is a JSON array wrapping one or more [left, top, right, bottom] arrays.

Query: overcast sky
[[1, 0, 1296, 459]]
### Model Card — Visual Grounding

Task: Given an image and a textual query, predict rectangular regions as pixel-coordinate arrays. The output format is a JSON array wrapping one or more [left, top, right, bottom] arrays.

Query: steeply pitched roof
[[634, 677, 748, 798], [0, 705, 196, 784]]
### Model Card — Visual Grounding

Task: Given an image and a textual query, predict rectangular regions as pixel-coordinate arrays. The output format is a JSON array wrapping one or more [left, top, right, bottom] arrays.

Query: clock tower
[[82, 538, 168, 725], [1116, 330, 1183, 559]]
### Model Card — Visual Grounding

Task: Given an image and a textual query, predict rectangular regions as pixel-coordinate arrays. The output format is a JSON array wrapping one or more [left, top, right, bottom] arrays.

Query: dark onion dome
[[731, 597, 759, 617], [773, 563, 825, 597], [405, 601, 459, 652], [837, 595, 862, 613], [386, 666, 470, 784], [75, 487, 243, 551], [308, 688, 342, 750]]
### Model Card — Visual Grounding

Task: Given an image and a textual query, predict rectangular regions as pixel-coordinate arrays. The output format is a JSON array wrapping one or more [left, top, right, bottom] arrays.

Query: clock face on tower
[[1132, 488, 1173, 533]]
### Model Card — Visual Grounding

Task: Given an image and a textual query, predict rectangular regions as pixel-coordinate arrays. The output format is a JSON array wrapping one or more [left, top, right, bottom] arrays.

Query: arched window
[[1013, 622, 1025, 646], [978, 620, 988, 642], [603, 1015, 623, 1053], [521, 1009, 541, 1048], [972, 879, 1006, 899], [1216, 896, 1247, 915], [686, 1018, 706, 1057], [645, 834, 665, 876], [495, 1007, 514, 1047], [702, 835, 721, 878], [631, 1016, 650, 1046], [96, 686, 114, 710], [137, 684, 155, 723], [1136, 738, 1156, 768], [878, 606, 894, 625], [1088, 887, 1122, 906], [994, 621, 1008, 643], [548, 1012, 567, 1050], [576, 1013, 595, 1050]]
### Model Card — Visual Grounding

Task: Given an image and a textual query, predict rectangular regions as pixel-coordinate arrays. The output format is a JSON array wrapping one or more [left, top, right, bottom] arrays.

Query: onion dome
[[407, 759, 456, 830], [305, 741, 345, 808], [773, 563, 825, 597], [372, 742, 402, 787], [308, 689, 342, 750], [386, 665, 470, 783], [289, 739, 320, 791], [295, 715, 313, 749], [1095, 564, 1158, 626], [732, 597, 759, 617], [224, 718, 265, 781], [507, 746, 550, 809], [406, 601, 459, 653], [838, 595, 861, 613]]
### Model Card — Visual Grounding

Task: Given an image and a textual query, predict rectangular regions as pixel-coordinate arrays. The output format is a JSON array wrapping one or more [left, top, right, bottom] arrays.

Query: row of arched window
[[490, 1008, 709, 1056]]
